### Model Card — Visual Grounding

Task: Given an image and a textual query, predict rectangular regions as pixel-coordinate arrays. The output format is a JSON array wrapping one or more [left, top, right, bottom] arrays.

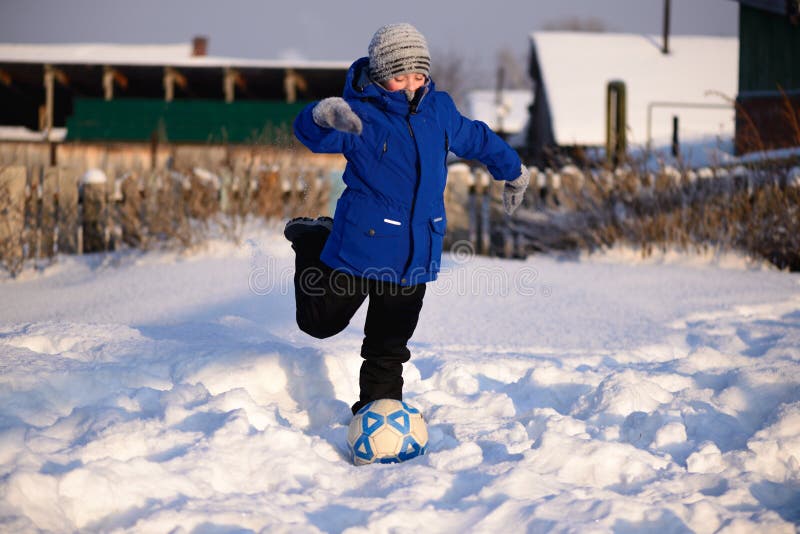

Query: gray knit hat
[[368, 23, 431, 82]]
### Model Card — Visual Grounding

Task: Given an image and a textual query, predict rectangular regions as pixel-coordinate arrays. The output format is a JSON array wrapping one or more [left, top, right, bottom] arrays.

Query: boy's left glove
[[503, 164, 531, 215]]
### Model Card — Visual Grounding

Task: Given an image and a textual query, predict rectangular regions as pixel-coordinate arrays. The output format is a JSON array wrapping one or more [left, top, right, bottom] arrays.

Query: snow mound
[[576, 369, 674, 420]]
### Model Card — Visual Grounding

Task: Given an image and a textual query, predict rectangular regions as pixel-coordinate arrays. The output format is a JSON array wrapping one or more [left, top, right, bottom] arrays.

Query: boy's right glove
[[312, 97, 363, 135], [503, 164, 531, 215]]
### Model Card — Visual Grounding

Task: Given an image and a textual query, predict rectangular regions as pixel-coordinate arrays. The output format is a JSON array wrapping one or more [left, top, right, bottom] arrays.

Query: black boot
[[283, 216, 333, 244]]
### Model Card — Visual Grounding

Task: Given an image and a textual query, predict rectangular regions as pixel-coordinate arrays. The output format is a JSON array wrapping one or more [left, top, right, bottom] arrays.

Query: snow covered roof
[[530, 32, 738, 147], [0, 126, 66, 142], [0, 42, 350, 70], [465, 90, 533, 134]]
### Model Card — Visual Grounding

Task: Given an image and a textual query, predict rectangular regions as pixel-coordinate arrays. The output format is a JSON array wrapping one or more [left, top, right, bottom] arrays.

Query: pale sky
[[0, 0, 738, 70]]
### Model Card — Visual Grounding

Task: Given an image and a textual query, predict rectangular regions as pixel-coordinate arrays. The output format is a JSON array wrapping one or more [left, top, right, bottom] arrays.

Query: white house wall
[[530, 32, 738, 148]]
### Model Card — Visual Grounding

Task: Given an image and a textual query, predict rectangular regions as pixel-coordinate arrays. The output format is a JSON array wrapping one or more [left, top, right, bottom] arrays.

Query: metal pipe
[[646, 101, 733, 149], [662, 0, 671, 54], [672, 115, 679, 157]]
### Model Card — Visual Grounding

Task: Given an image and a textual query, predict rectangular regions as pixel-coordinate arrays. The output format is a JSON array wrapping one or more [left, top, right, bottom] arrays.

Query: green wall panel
[[66, 98, 308, 143], [739, 4, 800, 93]]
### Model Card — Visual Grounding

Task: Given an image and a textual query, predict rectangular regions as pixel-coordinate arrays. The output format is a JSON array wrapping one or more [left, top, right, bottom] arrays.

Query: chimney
[[192, 36, 208, 57], [662, 0, 671, 54]]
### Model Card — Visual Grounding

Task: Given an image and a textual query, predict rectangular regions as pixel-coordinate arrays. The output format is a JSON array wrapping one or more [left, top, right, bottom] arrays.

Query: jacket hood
[[343, 57, 434, 114]]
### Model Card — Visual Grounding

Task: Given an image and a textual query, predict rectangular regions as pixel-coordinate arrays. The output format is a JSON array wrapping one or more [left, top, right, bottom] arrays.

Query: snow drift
[[0, 230, 799, 532]]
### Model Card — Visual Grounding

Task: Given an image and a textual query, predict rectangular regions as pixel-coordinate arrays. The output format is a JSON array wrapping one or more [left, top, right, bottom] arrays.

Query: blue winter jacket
[[294, 57, 521, 286]]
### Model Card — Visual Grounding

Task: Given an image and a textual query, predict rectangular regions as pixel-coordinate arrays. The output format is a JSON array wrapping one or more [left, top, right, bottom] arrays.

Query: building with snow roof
[[524, 31, 738, 167], [0, 37, 349, 145]]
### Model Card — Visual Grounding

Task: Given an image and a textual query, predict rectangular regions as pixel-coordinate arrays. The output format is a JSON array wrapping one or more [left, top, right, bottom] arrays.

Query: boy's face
[[383, 73, 427, 93]]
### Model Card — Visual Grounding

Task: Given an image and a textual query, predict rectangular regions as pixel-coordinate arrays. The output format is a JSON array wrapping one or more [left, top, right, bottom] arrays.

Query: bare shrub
[[1, 145, 336, 276], [513, 159, 800, 270], [215, 165, 253, 246], [252, 164, 285, 219], [431, 48, 481, 110]]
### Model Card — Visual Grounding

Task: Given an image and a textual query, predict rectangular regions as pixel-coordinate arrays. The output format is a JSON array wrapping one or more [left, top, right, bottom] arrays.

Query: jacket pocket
[[429, 215, 447, 272], [337, 201, 408, 274]]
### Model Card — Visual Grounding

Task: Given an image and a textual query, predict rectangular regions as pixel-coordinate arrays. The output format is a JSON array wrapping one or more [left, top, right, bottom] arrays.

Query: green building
[[733, 0, 800, 153], [0, 37, 349, 144]]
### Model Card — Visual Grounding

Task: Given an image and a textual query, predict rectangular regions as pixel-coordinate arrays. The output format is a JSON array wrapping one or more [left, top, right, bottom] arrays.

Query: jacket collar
[[343, 57, 433, 115]]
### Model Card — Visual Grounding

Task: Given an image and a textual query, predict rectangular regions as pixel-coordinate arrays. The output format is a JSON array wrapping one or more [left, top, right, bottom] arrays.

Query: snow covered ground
[[1, 226, 799, 533]]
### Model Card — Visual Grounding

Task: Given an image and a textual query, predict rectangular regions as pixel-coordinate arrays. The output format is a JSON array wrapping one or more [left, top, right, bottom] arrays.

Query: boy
[[287, 23, 529, 414]]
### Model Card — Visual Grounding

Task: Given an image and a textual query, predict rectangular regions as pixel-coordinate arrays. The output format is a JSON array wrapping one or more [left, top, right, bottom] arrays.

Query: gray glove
[[312, 97, 363, 135], [503, 164, 531, 215]]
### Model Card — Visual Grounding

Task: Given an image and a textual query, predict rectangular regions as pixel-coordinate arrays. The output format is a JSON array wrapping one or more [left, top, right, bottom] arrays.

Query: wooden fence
[[0, 157, 339, 277], [6, 148, 796, 277]]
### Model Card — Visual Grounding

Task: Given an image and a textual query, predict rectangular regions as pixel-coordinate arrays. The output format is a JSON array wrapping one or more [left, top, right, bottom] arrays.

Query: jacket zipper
[[402, 112, 421, 281], [399, 84, 427, 281]]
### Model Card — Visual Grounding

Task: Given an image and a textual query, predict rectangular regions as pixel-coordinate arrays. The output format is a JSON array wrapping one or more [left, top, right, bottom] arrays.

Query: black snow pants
[[292, 230, 426, 414]]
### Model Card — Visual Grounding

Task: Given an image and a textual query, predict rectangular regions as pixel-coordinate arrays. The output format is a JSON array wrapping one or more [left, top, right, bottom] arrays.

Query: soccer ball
[[347, 399, 428, 465]]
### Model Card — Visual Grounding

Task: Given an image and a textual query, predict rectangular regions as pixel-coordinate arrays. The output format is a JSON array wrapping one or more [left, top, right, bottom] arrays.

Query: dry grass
[[513, 160, 800, 271], [0, 146, 339, 277]]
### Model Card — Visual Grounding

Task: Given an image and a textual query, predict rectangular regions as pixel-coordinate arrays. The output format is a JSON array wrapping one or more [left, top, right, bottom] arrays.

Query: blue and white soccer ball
[[347, 399, 428, 465]]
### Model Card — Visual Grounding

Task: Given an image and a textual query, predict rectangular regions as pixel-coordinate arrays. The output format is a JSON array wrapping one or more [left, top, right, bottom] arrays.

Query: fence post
[[671, 115, 680, 157], [220, 167, 232, 214], [478, 169, 491, 256], [0, 166, 27, 276], [119, 172, 144, 247], [606, 80, 627, 167], [58, 168, 80, 254], [467, 170, 478, 250], [25, 165, 42, 264], [81, 169, 108, 253], [41, 166, 58, 259]]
